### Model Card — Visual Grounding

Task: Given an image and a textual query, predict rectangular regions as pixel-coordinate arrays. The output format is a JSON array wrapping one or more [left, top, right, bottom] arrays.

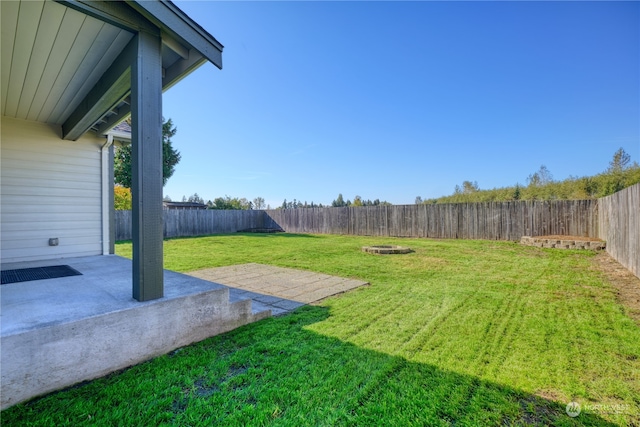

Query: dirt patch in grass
[[534, 389, 565, 402], [518, 395, 564, 425], [593, 252, 640, 324]]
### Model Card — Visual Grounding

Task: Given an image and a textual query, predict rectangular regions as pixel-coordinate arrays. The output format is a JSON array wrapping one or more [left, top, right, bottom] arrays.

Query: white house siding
[[1, 117, 104, 263]]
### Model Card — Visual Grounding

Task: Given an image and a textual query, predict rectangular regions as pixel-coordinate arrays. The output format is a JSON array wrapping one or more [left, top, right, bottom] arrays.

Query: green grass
[[4, 234, 640, 426]]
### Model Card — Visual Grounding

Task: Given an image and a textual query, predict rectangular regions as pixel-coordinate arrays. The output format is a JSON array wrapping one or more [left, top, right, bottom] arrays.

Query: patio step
[[226, 290, 272, 323], [227, 287, 304, 317]]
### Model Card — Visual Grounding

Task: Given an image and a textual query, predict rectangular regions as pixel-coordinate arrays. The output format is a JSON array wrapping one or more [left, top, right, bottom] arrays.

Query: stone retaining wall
[[520, 236, 606, 250]]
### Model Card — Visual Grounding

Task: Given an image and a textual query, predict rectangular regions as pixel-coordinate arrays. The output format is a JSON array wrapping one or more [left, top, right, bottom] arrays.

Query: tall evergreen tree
[[114, 118, 181, 188], [332, 193, 346, 207], [608, 148, 631, 173], [512, 184, 521, 200]]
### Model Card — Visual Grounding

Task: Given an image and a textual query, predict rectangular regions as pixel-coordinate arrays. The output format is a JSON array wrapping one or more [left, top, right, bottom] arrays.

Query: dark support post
[[131, 30, 164, 301]]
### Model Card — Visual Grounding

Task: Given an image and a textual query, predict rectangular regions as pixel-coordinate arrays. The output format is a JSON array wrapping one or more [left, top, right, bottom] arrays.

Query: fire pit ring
[[362, 245, 412, 255]]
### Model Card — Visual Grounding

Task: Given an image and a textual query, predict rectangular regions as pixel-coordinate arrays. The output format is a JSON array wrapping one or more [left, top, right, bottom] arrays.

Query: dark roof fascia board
[[125, 0, 223, 70]]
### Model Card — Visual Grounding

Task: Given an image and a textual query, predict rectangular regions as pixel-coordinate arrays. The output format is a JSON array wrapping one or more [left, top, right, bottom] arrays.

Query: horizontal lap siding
[[1, 117, 103, 262]]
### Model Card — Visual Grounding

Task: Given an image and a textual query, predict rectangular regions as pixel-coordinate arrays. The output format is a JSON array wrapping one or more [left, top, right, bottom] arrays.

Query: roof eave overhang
[[57, 0, 223, 68], [55, 0, 222, 140]]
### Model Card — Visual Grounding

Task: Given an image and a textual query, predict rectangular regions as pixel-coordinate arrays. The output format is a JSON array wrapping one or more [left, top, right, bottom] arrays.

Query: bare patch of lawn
[[592, 252, 640, 325]]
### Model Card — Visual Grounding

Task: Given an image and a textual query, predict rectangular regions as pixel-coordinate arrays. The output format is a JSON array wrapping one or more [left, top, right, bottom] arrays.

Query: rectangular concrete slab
[[188, 263, 369, 305]]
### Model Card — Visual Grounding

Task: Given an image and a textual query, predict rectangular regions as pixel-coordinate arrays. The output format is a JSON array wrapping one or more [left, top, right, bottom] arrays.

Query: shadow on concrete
[[2, 306, 626, 426]]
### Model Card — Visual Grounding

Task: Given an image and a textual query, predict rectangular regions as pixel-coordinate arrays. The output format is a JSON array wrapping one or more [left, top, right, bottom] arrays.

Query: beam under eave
[[96, 50, 205, 136], [161, 49, 207, 92], [162, 31, 189, 60], [61, 37, 136, 141]]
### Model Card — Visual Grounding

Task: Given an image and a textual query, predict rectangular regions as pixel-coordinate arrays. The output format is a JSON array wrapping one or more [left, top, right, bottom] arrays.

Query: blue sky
[[163, 1, 639, 207]]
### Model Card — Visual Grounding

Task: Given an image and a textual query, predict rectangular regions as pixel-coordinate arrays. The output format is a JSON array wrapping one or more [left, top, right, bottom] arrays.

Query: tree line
[[115, 145, 639, 211], [168, 194, 268, 210], [115, 191, 393, 211], [416, 148, 640, 204], [277, 194, 391, 209], [116, 192, 269, 211]]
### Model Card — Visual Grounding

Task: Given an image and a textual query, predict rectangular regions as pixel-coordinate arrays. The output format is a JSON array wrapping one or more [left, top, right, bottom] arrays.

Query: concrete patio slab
[[187, 263, 369, 307], [1, 256, 232, 336]]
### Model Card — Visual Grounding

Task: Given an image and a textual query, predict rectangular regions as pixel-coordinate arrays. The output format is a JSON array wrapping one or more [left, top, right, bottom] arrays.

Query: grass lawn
[[3, 234, 640, 426]]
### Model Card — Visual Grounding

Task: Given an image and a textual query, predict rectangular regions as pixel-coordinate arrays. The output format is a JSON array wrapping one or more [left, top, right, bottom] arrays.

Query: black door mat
[[1, 265, 82, 285]]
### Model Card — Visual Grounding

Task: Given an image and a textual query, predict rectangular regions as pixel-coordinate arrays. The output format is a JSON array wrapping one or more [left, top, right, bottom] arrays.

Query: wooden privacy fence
[[116, 199, 598, 242], [114, 209, 265, 241], [598, 183, 640, 278], [263, 200, 598, 241]]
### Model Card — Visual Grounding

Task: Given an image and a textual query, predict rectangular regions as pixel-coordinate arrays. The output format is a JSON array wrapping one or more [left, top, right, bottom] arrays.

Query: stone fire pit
[[362, 245, 412, 254]]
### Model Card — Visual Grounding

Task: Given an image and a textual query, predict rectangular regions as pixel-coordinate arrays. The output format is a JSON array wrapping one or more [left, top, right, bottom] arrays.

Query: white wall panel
[[1, 116, 104, 262]]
